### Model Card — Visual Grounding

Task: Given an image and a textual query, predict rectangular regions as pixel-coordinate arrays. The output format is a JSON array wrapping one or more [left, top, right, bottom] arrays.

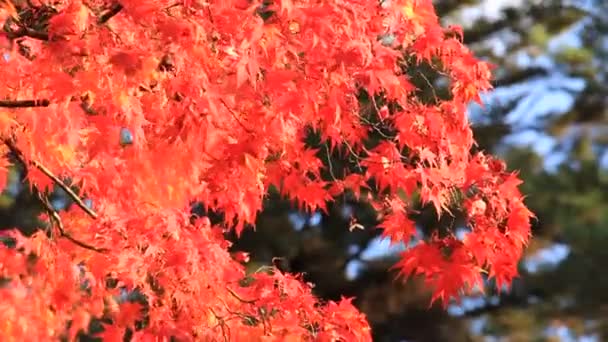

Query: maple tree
[[0, 0, 533, 341]]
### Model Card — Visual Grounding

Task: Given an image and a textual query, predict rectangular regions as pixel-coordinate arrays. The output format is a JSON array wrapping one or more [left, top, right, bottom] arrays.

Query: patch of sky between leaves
[[523, 243, 570, 273], [461, 0, 588, 173], [451, 0, 527, 28], [469, 62, 586, 173]]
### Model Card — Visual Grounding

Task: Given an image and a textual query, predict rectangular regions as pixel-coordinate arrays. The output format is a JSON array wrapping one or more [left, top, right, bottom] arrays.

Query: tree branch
[[225, 286, 257, 304], [32, 159, 99, 219], [2, 2, 123, 42], [0, 99, 50, 108], [98, 3, 123, 24], [35, 190, 107, 253], [2, 138, 105, 252], [3, 139, 98, 219], [0, 95, 98, 114], [6, 27, 50, 41]]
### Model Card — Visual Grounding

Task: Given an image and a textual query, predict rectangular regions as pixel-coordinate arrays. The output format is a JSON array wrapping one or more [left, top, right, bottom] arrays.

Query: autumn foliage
[[0, 0, 532, 340]]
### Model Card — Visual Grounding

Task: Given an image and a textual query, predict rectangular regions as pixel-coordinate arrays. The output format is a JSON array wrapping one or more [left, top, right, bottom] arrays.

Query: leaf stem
[[219, 99, 254, 134]]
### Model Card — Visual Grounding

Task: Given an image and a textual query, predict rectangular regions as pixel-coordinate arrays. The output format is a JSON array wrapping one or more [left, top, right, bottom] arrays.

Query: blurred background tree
[[450, 0, 608, 340], [2, 0, 608, 341], [236, 0, 608, 340]]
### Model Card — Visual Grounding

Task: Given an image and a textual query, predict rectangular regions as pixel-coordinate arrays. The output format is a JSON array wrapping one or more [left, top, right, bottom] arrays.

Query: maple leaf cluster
[[0, 0, 532, 340]]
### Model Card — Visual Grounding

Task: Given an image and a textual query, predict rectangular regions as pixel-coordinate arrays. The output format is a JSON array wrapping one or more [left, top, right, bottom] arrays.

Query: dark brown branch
[[3, 138, 105, 252], [0, 99, 50, 108], [35, 190, 107, 253], [6, 27, 50, 41], [2, 2, 123, 42], [98, 3, 123, 24], [31, 160, 99, 219], [3, 139, 99, 219], [0, 95, 97, 114], [225, 286, 257, 304]]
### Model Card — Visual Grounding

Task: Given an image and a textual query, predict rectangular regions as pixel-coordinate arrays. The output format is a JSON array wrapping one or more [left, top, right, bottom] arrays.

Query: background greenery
[[2, 0, 607, 341]]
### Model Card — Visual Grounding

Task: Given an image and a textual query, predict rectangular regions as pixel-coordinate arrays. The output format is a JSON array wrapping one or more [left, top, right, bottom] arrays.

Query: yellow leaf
[[402, 3, 415, 19], [55, 144, 75, 164]]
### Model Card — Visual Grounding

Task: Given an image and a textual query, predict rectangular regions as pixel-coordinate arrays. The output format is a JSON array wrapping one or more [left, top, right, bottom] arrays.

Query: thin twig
[[204, 3, 214, 24], [4, 139, 98, 219], [61, 232, 107, 252], [32, 160, 98, 219], [209, 308, 230, 342], [356, 113, 395, 139], [219, 99, 254, 134], [98, 3, 123, 24], [35, 191, 107, 253], [342, 140, 364, 172], [225, 286, 257, 304], [163, 2, 183, 14], [418, 71, 439, 104], [324, 144, 337, 181]]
